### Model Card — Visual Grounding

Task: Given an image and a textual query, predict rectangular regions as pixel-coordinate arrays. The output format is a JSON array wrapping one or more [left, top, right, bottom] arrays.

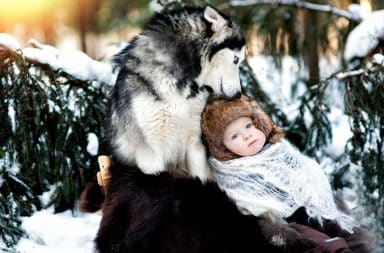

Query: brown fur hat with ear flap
[[201, 95, 284, 161]]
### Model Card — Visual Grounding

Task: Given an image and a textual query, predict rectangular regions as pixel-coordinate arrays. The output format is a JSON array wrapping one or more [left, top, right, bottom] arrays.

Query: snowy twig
[[229, 0, 362, 22], [335, 69, 366, 80], [332, 62, 382, 80]]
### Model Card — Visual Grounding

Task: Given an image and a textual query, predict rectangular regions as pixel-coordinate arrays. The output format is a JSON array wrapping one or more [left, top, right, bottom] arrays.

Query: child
[[201, 95, 377, 253]]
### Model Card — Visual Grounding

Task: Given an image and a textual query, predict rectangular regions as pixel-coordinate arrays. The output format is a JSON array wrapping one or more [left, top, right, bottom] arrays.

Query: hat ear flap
[[253, 109, 284, 144], [268, 124, 284, 143]]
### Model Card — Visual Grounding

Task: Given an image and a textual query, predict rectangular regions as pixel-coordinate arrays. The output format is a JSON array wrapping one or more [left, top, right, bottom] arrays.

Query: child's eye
[[245, 123, 252, 129], [231, 133, 239, 140]]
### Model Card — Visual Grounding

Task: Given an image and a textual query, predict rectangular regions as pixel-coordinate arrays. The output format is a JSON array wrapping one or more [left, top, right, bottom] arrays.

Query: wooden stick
[[97, 155, 111, 187]]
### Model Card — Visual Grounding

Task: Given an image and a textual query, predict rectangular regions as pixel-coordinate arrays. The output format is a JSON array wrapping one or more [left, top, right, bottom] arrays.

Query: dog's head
[[196, 6, 246, 99], [120, 6, 246, 100]]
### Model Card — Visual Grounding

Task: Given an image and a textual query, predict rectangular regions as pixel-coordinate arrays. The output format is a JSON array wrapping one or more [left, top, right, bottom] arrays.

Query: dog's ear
[[203, 6, 227, 32]]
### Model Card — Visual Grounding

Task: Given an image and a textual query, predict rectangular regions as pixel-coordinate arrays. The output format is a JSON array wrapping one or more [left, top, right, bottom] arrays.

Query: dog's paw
[[186, 140, 212, 182], [191, 164, 213, 182], [137, 159, 166, 175], [138, 165, 165, 175], [135, 149, 166, 175]]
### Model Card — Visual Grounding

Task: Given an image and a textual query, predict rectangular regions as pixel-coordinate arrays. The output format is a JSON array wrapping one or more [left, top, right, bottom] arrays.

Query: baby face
[[223, 117, 266, 157]]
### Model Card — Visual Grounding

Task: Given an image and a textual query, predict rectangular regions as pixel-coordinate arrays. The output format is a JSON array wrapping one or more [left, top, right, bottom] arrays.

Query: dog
[[106, 5, 246, 180]]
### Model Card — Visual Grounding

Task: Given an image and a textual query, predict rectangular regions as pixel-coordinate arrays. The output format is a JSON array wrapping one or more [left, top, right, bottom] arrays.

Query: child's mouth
[[248, 140, 257, 147]]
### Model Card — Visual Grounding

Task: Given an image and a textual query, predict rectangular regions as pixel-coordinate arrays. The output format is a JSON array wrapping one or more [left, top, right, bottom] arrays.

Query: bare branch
[[229, 0, 361, 22]]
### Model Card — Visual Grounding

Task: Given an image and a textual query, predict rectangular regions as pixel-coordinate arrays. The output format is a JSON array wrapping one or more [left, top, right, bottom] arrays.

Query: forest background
[[0, 0, 383, 251]]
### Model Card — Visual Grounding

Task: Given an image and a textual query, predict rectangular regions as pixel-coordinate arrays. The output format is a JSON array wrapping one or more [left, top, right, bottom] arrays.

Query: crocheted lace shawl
[[210, 140, 358, 233]]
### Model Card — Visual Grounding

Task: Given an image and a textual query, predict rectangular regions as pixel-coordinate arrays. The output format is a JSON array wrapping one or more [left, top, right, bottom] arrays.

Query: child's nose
[[243, 132, 251, 140]]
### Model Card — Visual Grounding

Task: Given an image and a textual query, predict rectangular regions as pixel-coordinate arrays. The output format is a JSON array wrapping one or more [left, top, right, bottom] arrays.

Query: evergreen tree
[[343, 62, 384, 237], [0, 47, 110, 249]]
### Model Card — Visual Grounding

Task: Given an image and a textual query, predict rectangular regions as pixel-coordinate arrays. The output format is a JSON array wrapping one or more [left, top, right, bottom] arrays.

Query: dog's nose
[[222, 91, 242, 100], [233, 91, 241, 99]]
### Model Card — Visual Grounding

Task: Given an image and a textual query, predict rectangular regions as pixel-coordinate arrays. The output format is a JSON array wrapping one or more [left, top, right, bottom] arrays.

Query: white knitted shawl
[[210, 140, 358, 233]]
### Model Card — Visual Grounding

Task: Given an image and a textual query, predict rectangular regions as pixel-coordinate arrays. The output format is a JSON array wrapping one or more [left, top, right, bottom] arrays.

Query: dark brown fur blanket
[[79, 161, 319, 253]]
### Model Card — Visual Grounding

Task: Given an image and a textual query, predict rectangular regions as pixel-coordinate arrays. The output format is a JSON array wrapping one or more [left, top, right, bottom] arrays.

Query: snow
[[149, 0, 164, 12], [344, 10, 384, 62], [9, 164, 21, 175], [347, 4, 365, 21], [87, 133, 99, 156], [0, 34, 117, 86], [372, 53, 384, 66], [23, 39, 117, 85], [247, 55, 306, 109], [15, 208, 101, 253], [0, 33, 21, 51], [8, 104, 17, 133], [325, 107, 352, 157]]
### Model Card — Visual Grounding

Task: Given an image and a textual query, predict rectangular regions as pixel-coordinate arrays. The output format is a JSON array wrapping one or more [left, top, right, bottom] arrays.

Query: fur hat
[[201, 95, 284, 161]]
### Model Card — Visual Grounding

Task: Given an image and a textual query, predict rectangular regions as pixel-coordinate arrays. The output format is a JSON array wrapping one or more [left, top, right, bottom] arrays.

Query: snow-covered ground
[[15, 208, 101, 253]]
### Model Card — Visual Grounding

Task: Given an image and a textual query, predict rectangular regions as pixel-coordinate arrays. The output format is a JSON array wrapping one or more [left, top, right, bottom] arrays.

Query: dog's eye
[[233, 56, 239, 64]]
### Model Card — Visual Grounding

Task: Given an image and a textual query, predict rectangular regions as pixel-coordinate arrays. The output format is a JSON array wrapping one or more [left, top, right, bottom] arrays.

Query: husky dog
[[108, 6, 246, 180]]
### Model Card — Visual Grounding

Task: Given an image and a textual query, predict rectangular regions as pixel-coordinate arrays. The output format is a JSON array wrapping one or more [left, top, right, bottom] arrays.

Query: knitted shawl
[[210, 140, 358, 233]]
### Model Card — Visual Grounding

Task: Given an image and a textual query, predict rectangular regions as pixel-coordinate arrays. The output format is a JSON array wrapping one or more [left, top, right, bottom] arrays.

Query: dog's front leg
[[135, 147, 166, 175], [186, 137, 212, 182]]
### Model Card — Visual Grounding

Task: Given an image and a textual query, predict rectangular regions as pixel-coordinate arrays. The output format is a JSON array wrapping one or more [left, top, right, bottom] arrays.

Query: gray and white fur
[[107, 6, 245, 181]]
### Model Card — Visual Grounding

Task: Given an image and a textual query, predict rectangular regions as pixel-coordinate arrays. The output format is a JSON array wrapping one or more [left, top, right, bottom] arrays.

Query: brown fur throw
[[79, 160, 325, 253]]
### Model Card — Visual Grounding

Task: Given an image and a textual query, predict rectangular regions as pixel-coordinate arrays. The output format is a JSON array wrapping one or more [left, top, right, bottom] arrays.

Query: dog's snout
[[225, 91, 241, 100], [222, 91, 242, 100]]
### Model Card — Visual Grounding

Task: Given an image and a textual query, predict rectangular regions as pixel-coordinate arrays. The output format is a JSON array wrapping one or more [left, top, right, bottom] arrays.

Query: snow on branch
[[0, 33, 117, 86], [329, 55, 383, 80], [344, 10, 384, 62], [229, 0, 362, 22], [334, 69, 366, 80], [0, 33, 21, 51]]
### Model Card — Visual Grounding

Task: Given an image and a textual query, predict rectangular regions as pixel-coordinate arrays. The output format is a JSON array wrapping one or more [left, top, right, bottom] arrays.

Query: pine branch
[[229, 0, 362, 22], [326, 63, 383, 81]]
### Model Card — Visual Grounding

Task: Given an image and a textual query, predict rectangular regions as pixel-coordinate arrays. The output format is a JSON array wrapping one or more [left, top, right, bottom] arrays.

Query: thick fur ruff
[[107, 6, 246, 180], [93, 161, 318, 253]]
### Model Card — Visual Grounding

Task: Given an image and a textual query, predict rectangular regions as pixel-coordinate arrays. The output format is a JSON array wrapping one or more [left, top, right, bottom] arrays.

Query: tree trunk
[[304, 9, 320, 86]]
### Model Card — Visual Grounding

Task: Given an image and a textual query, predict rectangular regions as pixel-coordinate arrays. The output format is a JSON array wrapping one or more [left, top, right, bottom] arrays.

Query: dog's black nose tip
[[222, 91, 242, 100], [233, 91, 241, 99]]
